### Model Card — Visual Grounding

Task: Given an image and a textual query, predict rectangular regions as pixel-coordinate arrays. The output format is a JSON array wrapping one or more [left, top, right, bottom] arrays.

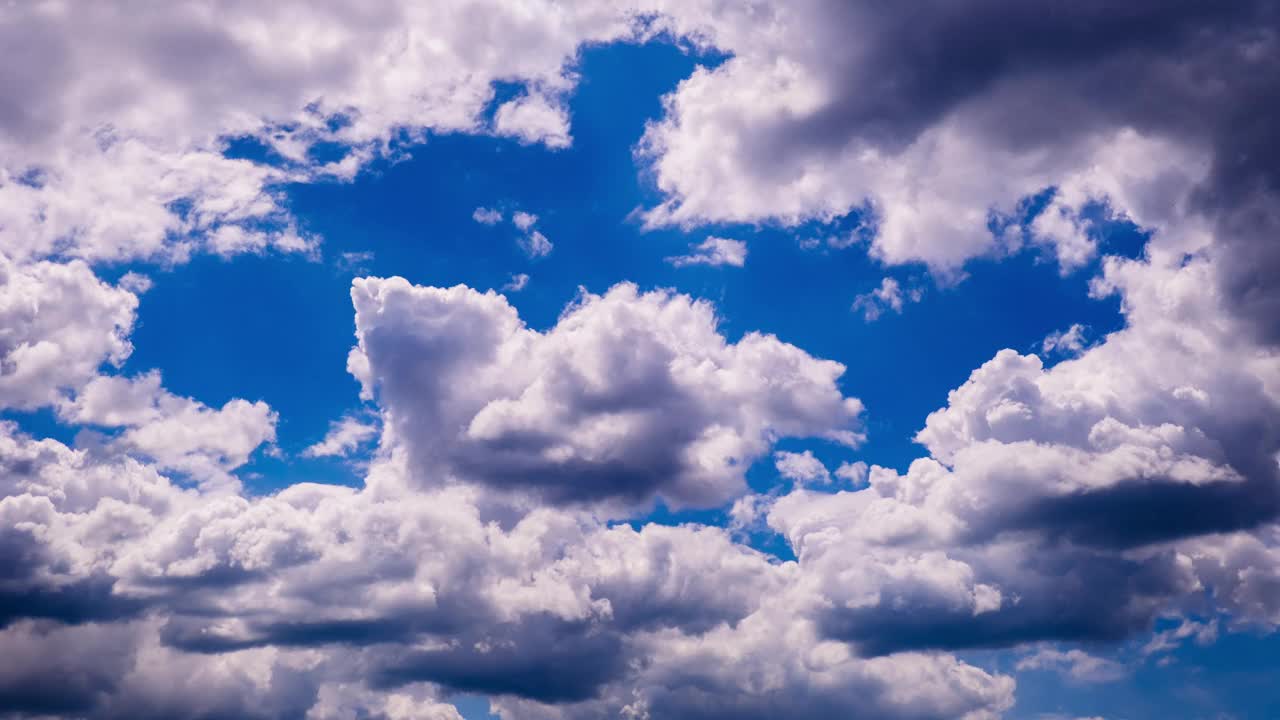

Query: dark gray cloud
[[372, 616, 626, 702]]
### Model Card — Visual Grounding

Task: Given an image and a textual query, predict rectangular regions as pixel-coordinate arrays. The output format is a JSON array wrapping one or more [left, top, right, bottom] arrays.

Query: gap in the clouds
[[0, 407, 78, 447], [105, 39, 1132, 502], [109, 41, 712, 494], [978, 627, 1280, 719], [448, 694, 500, 720]]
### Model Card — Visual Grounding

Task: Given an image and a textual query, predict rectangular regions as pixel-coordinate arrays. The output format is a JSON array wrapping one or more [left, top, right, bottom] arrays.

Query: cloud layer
[[1, 1, 1279, 718]]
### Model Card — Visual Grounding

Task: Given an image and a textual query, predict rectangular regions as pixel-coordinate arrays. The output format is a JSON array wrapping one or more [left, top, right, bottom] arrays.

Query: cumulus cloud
[[0, 255, 138, 410], [348, 279, 863, 508], [638, 0, 1280, 314], [59, 372, 277, 487], [0, 1, 656, 266], [835, 460, 869, 486], [0, 415, 1012, 719], [759, 239, 1280, 659], [774, 450, 831, 486], [6, 3, 1280, 718], [493, 93, 572, 149], [665, 236, 747, 268]]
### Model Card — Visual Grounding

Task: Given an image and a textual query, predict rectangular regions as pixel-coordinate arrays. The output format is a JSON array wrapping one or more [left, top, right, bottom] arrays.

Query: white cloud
[[774, 450, 831, 486], [0, 415, 1012, 719], [1042, 323, 1089, 357], [0, 255, 138, 410], [666, 237, 747, 268], [758, 235, 1280, 657], [1015, 648, 1126, 684], [0, 1, 654, 267], [303, 414, 379, 459], [5, 4, 1280, 718], [503, 211, 553, 258], [633, 2, 1243, 282], [851, 277, 920, 322], [348, 279, 864, 509], [518, 229, 554, 258], [512, 211, 539, 231], [494, 93, 571, 149], [472, 207, 504, 225], [60, 372, 277, 487], [503, 273, 530, 292], [835, 460, 869, 486]]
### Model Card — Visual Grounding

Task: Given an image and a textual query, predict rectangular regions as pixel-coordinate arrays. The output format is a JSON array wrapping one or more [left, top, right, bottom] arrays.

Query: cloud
[[774, 450, 831, 486], [835, 460, 869, 486], [348, 279, 863, 508], [1041, 323, 1089, 357], [511, 211, 539, 231], [518, 229, 554, 259], [637, 0, 1280, 309], [666, 237, 747, 268], [303, 414, 379, 459], [0, 1, 652, 266], [502, 211, 553, 258], [58, 372, 277, 488], [493, 92, 571, 149], [759, 239, 1280, 658], [503, 273, 530, 292], [0, 415, 1013, 719], [5, 4, 1280, 718], [851, 277, 921, 322], [0, 255, 138, 410], [1015, 647, 1126, 684], [337, 250, 375, 275], [472, 207, 504, 225]]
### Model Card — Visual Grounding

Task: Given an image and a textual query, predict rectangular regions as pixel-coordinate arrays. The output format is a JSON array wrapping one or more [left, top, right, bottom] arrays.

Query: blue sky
[[127, 41, 1131, 491], [2, 4, 1280, 720]]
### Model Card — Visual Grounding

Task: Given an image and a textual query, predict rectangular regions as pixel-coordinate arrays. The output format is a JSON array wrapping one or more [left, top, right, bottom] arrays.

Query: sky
[[1, 3, 1279, 719]]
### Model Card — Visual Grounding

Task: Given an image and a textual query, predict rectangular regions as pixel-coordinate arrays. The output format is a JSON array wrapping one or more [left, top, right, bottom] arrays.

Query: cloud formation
[[348, 279, 863, 508], [2, 2, 1280, 718]]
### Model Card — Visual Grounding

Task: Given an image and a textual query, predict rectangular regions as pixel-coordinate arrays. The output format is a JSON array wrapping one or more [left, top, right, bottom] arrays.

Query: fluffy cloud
[[493, 92, 572, 149], [5, 3, 1280, 718], [774, 449, 831, 486], [58, 372, 277, 487], [759, 233, 1280, 659], [472, 207, 504, 225], [0, 1, 654, 266], [348, 279, 863, 508], [638, 0, 1279, 303], [0, 418, 1012, 719], [0, 255, 138, 409]]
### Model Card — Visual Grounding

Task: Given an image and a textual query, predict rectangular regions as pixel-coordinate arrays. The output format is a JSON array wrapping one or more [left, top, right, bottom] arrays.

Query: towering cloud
[[349, 279, 863, 508]]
